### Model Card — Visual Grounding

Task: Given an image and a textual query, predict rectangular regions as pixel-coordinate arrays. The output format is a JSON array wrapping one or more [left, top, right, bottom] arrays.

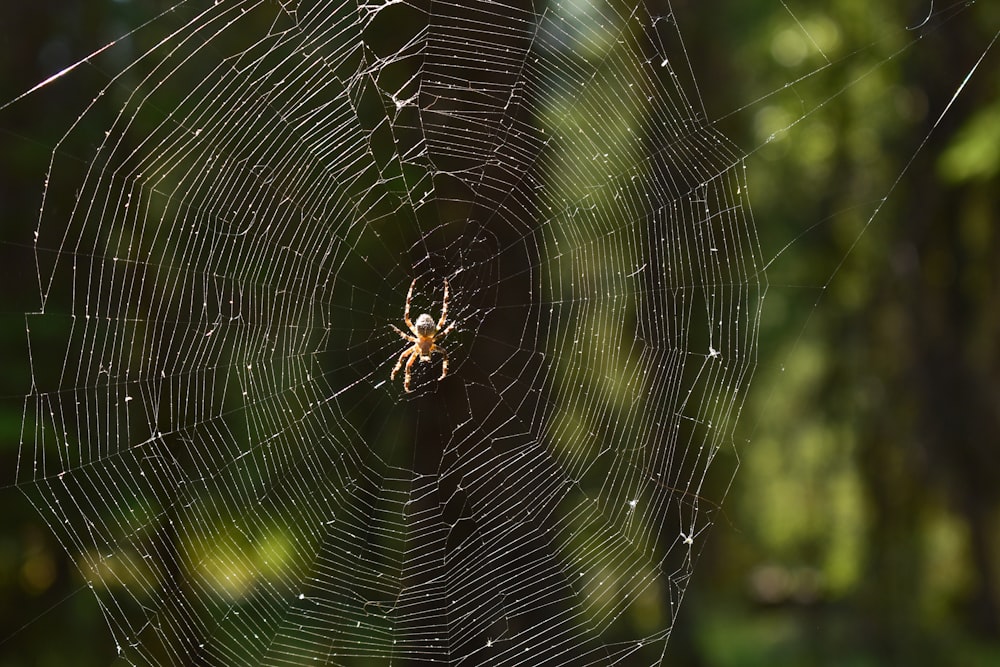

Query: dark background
[[2, 1, 999, 665]]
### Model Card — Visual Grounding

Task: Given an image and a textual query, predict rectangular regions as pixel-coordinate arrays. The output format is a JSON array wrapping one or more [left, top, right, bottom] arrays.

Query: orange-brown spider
[[390, 278, 455, 392]]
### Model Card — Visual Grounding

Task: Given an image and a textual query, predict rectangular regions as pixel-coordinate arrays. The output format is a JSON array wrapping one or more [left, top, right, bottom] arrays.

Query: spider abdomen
[[415, 313, 436, 337]]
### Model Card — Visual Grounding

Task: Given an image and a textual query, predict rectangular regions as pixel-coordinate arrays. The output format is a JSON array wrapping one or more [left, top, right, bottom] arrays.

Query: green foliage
[[939, 102, 1000, 182]]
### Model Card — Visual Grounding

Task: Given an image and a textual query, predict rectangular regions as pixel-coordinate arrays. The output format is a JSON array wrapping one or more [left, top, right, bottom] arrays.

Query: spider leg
[[432, 344, 449, 381], [404, 348, 418, 392], [404, 279, 416, 332], [390, 324, 416, 342], [437, 321, 456, 339], [392, 347, 414, 381], [437, 278, 450, 330]]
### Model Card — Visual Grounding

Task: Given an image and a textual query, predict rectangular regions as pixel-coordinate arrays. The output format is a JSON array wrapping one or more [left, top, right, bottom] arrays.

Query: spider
[[390, 278, 455, 392]]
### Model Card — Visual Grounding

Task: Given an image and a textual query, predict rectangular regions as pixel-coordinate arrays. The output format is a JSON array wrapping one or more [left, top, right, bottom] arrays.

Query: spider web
[[13, 0, 761, 664]]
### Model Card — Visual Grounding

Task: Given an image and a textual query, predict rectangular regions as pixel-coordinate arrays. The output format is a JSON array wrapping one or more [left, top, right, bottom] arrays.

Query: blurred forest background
[[1, 0, 999, 666]]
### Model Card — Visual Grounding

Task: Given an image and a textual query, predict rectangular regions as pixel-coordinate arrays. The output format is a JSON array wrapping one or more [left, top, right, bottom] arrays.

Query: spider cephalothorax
[[390, 278, 455, 392]]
